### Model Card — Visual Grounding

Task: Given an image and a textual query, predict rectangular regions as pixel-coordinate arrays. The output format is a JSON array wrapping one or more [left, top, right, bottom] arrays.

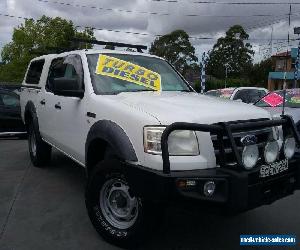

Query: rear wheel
[[28, 122, 51, 167], [85, 158, 158, 248]]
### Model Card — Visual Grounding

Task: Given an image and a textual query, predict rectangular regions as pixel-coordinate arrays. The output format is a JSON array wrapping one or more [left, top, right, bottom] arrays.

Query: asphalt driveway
[[0, 139, 300, 250]]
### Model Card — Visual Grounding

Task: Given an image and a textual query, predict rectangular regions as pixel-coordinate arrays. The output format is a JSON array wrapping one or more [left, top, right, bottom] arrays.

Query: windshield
[[87, 53, 190, 94], [232, 89, 266, 104], [205, 88, 234, 99], [255, 89, 300, 108]]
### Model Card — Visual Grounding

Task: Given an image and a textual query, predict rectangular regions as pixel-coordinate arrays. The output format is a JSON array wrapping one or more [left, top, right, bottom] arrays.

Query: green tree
[[0, 15, 94, 83], [206, 25, 254, 79], [149, 30, 198, 75], [248, 58, 273, 88]]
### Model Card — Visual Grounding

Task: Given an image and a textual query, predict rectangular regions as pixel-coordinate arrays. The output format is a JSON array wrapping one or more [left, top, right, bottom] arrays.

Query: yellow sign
[[95, 55, 161, 91]]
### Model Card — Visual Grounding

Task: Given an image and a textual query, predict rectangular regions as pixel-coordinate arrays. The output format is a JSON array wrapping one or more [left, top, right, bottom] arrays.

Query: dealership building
[[268, 48, 299, 90]]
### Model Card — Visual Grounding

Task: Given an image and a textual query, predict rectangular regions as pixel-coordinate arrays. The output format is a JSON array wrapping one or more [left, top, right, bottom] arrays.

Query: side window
[[0, 93, 20, 108], [248, 90, 266, 103], [233, 90, 249, 103], [233, 90, 265, 104], [25, 60, 45, 85], [46, 55, 83, 93]]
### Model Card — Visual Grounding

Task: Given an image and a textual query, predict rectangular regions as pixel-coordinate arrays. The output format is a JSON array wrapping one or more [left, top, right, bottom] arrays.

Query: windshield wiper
[[128, 89, 156, 92], [179, 89, 192, 92], [111, 89, 193, 94], [113, 89, 156, 94]]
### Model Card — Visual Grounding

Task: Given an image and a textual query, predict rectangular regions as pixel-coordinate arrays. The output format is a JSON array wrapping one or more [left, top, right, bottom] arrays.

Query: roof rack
[[71, 38, 147, 53], [29, 47, 72, 55]]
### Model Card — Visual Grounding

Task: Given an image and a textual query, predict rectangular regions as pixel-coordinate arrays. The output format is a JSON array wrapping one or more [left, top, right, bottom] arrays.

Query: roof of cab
[[30, 53, 58, 61], [30, 49, 162, 61], [83, 49, 161, 59]]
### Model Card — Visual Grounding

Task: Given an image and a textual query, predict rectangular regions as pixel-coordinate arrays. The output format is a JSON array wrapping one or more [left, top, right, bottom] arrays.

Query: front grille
[[211, 119, 273, 167]]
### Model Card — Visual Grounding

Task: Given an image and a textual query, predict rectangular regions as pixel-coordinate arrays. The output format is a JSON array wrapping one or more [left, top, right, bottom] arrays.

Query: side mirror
[[52, 78, 84, 98]]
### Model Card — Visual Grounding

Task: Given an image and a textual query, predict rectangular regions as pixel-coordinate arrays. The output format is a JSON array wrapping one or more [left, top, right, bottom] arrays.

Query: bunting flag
[[200, 52, 207, 94]]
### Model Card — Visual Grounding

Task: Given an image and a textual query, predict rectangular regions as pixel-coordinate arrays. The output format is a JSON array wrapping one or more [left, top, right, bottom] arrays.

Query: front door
[[43, 55, 87, 164]]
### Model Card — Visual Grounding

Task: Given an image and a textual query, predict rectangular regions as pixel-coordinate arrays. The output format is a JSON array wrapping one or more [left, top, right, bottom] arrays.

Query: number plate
[[259, 159, 288, 178]]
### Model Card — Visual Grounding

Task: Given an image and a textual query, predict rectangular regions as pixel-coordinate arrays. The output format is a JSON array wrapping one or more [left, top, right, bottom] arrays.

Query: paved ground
[[0, 139, 300, 250]]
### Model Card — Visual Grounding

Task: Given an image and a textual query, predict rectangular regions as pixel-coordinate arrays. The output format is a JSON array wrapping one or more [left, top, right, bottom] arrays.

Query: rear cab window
[[25, 59, 45, 85]]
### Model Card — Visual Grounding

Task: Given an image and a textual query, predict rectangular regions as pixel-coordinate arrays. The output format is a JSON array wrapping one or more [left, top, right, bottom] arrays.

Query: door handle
[[40, 99, 46, 105], [54, 103, 61, 110]]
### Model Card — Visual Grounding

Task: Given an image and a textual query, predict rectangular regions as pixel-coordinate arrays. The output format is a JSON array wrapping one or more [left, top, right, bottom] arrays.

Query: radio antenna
[[282, 4, 292, 116]]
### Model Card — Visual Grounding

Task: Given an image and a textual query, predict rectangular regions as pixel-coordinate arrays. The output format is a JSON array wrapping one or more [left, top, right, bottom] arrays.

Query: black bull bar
[[161, 115, 300, 174]]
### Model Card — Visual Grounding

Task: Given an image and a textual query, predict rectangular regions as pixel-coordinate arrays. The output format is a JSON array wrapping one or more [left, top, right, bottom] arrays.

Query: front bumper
[[128, 116, 300, 213], [126, 159, 300, 213]]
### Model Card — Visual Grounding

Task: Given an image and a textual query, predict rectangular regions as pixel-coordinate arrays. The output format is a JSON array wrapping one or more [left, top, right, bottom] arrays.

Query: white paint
[[20, 49, 272, 172]]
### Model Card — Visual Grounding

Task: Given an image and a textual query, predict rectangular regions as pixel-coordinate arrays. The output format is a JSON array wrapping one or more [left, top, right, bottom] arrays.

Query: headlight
[[284, 137, 296, 159], [168, 130, 199, 155], [144, 127, 199, 155], [242, 144, 259, 170], [264, 140, 279, 164], [143, 126, 164, 154]]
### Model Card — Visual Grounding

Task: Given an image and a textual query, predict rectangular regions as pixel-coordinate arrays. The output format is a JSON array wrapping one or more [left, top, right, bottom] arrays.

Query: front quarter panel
[[87, 94, 161, 166]]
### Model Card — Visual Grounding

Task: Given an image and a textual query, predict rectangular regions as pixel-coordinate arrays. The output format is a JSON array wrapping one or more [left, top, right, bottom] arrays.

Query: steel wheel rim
[[99, 178, 139, 230]]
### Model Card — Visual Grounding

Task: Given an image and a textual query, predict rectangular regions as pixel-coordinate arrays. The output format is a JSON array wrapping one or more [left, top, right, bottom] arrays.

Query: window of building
[[275, 59, 286, 71]]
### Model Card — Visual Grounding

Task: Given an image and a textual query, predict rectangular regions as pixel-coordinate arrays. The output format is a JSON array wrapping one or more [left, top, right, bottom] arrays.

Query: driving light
[[203, 181, 216, 197], [264, 140, 279, 164], [144, 127, 199, 155], [284, 137, 296, 159], [242, 145, 259, 170]]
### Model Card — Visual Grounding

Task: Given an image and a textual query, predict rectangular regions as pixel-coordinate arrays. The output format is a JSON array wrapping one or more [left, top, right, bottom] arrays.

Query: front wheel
[[85, 161, 157, 248]]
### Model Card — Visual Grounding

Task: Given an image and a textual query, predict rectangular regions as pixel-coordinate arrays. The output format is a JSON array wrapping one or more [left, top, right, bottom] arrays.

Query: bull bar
[[161, 115, 300, 174]]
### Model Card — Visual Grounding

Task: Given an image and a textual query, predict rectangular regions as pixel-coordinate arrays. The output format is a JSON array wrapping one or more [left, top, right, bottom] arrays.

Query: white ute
[[20, 44, 300, 248]]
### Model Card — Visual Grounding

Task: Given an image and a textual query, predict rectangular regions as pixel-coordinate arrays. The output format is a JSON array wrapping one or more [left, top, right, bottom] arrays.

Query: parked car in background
[[0, 84, 22, 94], [205, 87, 268, 104], [0, 88, 26, 138], [255, 88, 300, 132]]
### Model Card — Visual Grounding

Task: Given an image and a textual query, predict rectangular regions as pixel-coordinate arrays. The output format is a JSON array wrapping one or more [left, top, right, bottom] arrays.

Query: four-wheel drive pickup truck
[[20, 48, 300, 247]]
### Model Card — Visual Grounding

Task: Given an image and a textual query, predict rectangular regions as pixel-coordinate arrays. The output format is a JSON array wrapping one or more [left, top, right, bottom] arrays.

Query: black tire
[[28, 122, 52, 167], [85, 159, 157, 248]]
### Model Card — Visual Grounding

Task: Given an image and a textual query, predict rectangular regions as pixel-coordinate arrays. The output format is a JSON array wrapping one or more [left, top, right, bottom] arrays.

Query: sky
[[1, 0, 300, 63]]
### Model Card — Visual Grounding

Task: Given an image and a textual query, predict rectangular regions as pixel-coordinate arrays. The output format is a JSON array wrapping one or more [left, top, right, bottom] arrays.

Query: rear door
[[22, 58, 45, 133]]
